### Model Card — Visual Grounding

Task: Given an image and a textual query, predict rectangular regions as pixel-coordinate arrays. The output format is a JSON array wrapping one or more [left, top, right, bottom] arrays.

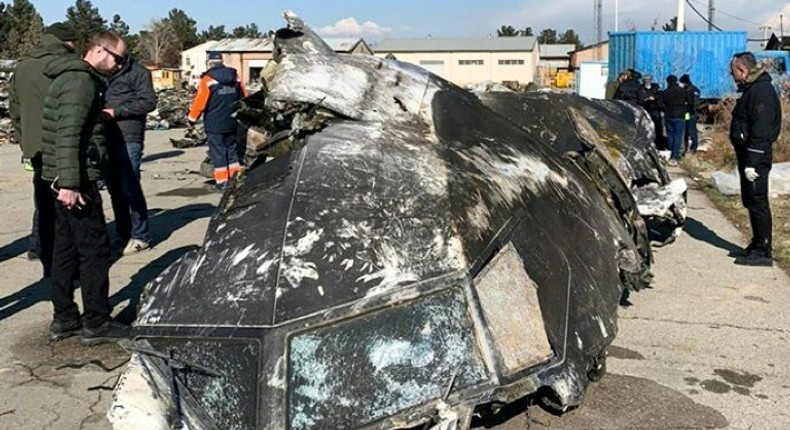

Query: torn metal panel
[[473, 242, 552, 374], [112, 12, 649, 430]]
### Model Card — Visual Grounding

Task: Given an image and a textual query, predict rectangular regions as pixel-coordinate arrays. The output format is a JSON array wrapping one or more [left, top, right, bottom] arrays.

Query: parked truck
[[608, 31, 747, 101]]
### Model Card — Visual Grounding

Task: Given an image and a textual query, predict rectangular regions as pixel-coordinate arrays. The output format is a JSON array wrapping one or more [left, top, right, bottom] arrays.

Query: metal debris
[[0, 60, 15, 145], [111, 12, 652, 430], [147, 87, 195, 130]]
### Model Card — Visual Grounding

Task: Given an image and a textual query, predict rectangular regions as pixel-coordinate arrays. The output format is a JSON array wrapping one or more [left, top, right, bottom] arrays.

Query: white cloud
[[316, 17, 392, 40]]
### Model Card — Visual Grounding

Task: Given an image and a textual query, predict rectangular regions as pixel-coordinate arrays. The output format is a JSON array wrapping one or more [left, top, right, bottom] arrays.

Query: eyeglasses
[[102, 45, 128, 66]]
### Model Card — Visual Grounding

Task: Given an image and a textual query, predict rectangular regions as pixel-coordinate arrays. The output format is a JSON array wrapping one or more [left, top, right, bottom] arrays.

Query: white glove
[[744, 167, 759, 182]]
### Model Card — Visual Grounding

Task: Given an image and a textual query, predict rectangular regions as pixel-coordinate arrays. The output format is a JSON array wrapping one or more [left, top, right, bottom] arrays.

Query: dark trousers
[[106, 141, 150, 243], [31, 165, 57, 278], [685, 115, 699, 153], [666, 118, 685, 160], [648, 110, 665, 150], [736, 148, 773, 255], [50, 183, 112, 327], [207, 132, 239, 169]]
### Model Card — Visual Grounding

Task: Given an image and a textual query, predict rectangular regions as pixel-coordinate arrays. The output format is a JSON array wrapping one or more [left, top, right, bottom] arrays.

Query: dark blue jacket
[[188, 65, 246, 134]]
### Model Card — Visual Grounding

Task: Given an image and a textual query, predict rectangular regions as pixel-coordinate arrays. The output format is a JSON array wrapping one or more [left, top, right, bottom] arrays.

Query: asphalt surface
[[0, 130, 788, 429]]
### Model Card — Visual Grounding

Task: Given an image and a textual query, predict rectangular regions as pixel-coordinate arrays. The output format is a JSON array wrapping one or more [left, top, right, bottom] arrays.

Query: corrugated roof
[[376, 37, 537, 53], [208, 38, 272, 52], [183, 40, 220, 54], [540, 44, 576, 58]]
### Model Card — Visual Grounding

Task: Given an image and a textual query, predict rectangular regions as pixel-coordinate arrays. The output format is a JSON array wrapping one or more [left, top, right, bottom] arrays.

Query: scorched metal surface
[[109, 12, 649, 430]]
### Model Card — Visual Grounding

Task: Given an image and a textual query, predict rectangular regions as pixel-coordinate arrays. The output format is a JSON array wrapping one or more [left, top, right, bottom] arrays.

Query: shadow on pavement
[[0, 203, 214, 323], [111, 245, 199, 324], [142, 149, 185, 164], [148, 202, 215, 248], [472, 374, 728, 430], [0, 235, 30, 264], [683, 216, 743, 254]]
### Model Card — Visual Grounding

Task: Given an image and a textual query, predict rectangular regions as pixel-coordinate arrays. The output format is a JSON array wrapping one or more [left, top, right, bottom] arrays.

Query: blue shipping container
[[608, 31, 747, 99]]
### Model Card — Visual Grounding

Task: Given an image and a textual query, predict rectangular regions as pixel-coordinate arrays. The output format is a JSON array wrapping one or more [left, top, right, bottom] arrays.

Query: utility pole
[[676, 0, 685, 32], [758, 25, 772, 47], [707, 0, 715, 31], [781, 14, 784, 39], [595, 0, 603, 60], [614, 0, 619, 32]]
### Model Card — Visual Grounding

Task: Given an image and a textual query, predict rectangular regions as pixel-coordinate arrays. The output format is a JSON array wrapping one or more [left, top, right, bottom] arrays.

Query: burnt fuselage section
[[111, 13, 654, 430]]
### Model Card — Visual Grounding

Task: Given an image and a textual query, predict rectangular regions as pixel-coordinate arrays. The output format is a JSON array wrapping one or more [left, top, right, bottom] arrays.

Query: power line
[[687, 0, 762, 26], [685, 0, 723, 31]]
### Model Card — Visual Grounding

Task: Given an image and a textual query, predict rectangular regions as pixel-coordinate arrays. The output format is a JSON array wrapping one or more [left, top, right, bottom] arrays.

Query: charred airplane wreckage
[[110, 12, 682, 430], [476, 92, 687, 245]]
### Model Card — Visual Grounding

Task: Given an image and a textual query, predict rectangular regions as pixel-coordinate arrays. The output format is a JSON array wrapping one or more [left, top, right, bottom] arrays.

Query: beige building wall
[[376, 50, 537, 87], [214, 53, 274, 85], [571, 43, 609, 68]]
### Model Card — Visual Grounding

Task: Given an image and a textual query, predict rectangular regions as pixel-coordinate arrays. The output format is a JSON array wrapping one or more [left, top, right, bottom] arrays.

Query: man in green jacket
[[40, 31, 130, 344], [9, 22, 78, 274]]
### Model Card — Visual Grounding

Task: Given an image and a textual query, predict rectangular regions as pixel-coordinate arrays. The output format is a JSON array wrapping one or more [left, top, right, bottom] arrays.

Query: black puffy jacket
[[730, 72, 782, 165]]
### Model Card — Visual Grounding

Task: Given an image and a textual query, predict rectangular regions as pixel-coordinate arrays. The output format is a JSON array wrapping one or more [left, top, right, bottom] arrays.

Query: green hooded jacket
[[40, 55, 107, 189], [8, 34, 77, 160]]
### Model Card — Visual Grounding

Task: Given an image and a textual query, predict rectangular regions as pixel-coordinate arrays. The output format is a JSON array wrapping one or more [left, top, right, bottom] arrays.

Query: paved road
[[0, 132, 788, 429]]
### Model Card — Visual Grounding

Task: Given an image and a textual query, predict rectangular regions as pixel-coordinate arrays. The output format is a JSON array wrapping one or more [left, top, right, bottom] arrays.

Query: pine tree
[[110, 14, 129, 37], [0, 3, 10, 56], [3, 0, 44, 59], [558, 29, 584, 50], [164, 8, 198, 50], [199, 25, 227, 43], [66, 0, 106, 53]]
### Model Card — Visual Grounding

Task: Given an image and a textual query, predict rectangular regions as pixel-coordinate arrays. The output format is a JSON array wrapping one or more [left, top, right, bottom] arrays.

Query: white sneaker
[[122, 239, 150, 256]]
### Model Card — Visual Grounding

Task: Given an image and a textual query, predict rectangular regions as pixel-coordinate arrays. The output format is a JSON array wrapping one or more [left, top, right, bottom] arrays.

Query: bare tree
[[136, 18, 177, 66]]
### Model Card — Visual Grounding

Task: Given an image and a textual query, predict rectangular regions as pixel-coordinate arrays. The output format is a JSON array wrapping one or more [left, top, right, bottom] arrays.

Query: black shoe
[[49, 318, 81, 341], [734, 252, 773, 267], [80, 320, 131, 346]]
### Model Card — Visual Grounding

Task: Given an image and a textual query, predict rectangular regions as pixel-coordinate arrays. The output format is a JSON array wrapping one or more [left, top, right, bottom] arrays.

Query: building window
[[249, 67, 263, 83], [498, 59, 525, 65], [186, 57, 191, 66], [459, 60, 484, 66]]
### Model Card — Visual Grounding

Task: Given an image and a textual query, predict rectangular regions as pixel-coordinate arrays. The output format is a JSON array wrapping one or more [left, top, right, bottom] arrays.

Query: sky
[[37, 0, 790, 45]]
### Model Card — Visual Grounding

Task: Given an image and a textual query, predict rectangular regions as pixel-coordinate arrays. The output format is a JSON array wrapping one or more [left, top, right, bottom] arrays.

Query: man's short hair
[[88, 31, 123, 50], [733, 51, 756, 69]]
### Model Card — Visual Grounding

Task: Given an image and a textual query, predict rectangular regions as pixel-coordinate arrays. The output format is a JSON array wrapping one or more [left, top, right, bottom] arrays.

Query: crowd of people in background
[[611, 54, 782, 267], [612, 68, 701, 166]]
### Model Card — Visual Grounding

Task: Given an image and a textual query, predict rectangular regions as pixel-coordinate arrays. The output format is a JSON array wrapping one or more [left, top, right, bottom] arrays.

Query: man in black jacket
[[103, 38, 157, 255], [661, 75, 690, 164], [729, 52, 782, 266], [9, 22, 78, 276], [638, 74, 665, 150], [613, 69, 641, 104], [680, 74, 701, 153]]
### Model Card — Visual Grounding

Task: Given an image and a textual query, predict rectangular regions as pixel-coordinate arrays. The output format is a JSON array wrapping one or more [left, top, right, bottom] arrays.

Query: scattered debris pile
[[147, 87, 195, 130], [0, 60, 16, 145], [169, 123, 206, 148], [110, 12, 668, 430]]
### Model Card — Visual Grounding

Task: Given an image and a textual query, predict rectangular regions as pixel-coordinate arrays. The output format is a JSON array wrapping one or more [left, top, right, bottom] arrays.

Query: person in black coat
[[638, 74, 665, 149], [103, 37, 158, 255], [661, 75, 690, 163], [679, 74, 701, 153], [613, 69, 641, 104], [729, 52, 782, 266]]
